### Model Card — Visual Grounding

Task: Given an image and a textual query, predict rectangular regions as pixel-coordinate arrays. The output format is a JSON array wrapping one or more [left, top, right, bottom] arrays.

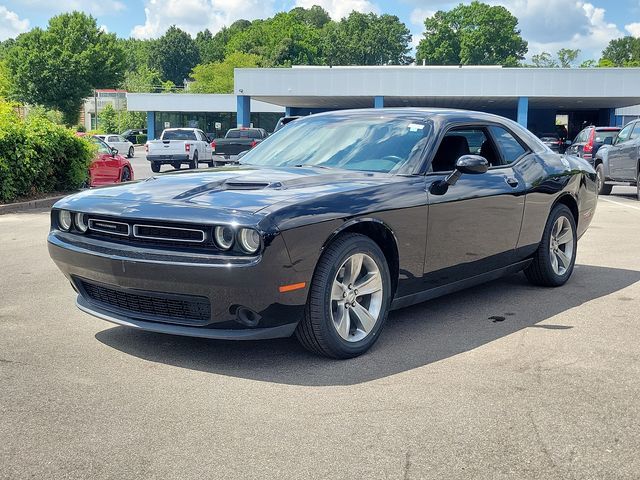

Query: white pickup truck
[[145, 128, 214, 172]]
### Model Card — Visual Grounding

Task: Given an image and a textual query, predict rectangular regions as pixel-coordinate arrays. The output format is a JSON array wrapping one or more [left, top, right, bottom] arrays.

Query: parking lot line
[[598, 197, 640, 212]]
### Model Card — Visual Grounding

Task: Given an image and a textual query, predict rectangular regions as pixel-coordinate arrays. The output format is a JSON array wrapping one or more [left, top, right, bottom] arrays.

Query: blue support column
[[147, 111, 155, 140], [608, 108, 617, 127], [517, 97, 528, 128], [285, 106, 293, 116], [374, 96, 384, 109], [237, 95, 251, 127]]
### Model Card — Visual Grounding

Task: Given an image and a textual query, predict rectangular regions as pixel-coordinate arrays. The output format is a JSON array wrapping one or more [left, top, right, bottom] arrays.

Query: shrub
[[135, 134, 147, 145], [0, 100, 94, 203]]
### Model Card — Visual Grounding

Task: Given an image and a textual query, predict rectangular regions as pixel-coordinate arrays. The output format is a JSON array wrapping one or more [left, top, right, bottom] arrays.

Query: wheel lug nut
[[343, 292, 347, 298]]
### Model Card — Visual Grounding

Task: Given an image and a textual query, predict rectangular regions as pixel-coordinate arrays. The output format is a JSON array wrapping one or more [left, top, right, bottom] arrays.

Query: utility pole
[[94, 89, 98, 130]]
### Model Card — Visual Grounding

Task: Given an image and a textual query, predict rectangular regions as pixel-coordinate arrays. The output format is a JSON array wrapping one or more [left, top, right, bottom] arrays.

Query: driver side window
[[616, 124, 633, 144], [431, 127, 499, 172]]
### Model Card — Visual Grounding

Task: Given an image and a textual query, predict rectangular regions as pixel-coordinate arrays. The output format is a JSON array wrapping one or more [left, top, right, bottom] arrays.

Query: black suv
[[567, 126, 620, 161]]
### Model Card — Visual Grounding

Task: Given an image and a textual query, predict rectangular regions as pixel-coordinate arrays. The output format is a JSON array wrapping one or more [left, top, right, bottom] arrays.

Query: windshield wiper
[[292, 164, 334, 169]]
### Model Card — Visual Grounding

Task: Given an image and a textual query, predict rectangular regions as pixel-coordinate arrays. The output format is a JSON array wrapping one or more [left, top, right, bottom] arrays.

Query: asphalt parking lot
[[128, 145, 229, 180], [1, 189, 639, 479]]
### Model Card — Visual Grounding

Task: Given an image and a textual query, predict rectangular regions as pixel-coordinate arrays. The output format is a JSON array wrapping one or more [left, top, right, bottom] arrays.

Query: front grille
[[133, 224, 205, 243], [78, 279, 211, 325], [85, 216, 212, 249]]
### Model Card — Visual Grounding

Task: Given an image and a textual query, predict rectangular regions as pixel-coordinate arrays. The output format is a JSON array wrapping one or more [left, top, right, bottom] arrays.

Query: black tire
[[595, 164, 612, 195], [150, 162, 160, 173], [524, 204, 577, 287], [120, 166, 131, 182], [189, 151, 198, 169], [128, 146, 134, 158], [636, 168, 640, 201], [172, 162, 181, 170], [295, 233, 391, 359], [208, 161, 215, 167]]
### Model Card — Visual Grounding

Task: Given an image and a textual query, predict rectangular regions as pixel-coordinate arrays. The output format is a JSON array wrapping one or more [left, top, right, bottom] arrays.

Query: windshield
[[226, 129, 262, 139], [240, 114, 431, 173], [162, 129, 197, 141]]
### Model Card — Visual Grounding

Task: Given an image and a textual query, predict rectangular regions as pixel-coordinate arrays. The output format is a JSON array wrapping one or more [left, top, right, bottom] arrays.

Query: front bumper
[[48, 231, 309, 339]]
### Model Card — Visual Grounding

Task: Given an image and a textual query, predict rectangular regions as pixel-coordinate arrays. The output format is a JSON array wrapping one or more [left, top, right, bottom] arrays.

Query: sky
[[1, 0, 640, 62]]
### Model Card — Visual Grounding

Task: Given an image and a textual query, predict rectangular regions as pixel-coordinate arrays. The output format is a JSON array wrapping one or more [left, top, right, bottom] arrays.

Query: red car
[[77, 134, 134, 186]]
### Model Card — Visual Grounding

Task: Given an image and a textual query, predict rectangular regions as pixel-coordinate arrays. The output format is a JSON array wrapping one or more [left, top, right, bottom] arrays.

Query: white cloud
[[293, 0, 379, 20], [0, 6, 29, 40], [131, 0, 276, 38], [19, 0, 126, 17], [626, 22, 640, 38], [409, 8, 435, 27]]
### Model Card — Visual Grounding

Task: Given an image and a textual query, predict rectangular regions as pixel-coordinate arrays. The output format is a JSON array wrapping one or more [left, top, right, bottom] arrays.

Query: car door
[[423, 124, 526, 289], [622, 122, 640, 181], [608, 123, 634, 180], [197, 130, 213, 160]]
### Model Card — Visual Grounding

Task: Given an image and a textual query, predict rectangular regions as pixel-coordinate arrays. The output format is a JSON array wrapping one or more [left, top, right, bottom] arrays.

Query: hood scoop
[[223, 181, 274, 190]]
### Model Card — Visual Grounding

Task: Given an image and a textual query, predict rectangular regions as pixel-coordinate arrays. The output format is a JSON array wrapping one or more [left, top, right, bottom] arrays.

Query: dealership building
[[126, 66, 640, 140]]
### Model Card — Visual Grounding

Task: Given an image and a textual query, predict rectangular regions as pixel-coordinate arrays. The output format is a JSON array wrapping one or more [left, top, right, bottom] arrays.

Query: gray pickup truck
[[211, 128, 268, 163]]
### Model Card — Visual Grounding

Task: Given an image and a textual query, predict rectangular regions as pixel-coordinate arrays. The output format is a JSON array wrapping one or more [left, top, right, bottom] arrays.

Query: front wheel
[[296, 233, 391, 358], [127, 146, 134, 158], [596, 164, 612, 195], [525, 204, 577, 287], [120, 166, 131, 182]]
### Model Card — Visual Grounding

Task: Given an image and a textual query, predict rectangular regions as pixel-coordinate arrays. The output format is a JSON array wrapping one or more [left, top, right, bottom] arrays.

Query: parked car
[[538, 133, 563, 153], [87, 135, 134, 186], [146, 128, 214, 172], [567, 126, 620, 161], [49, 109, 596, 358], [211, 127, 268, 162], [95, 134, 135, 158], [121, 128, 147, 144], [593, 120, 640, 199], [274, 116, 301, 132]]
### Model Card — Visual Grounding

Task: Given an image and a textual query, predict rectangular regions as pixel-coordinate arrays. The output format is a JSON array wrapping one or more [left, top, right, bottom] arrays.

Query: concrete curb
[[0, 194, 68, 215]]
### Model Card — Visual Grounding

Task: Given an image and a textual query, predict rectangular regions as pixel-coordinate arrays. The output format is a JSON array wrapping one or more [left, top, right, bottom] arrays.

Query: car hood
[[55, 165, 395, 220]]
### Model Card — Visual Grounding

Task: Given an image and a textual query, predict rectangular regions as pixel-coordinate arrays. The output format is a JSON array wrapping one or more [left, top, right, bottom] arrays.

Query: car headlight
[[58, 210, 72, 231], [214, 225, 234, 250], [75, 212, 89, 233], [238, 228, 261, 254]]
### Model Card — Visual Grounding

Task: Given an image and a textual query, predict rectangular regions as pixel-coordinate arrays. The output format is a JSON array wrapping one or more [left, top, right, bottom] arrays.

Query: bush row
[[0, 102, 94, 203]]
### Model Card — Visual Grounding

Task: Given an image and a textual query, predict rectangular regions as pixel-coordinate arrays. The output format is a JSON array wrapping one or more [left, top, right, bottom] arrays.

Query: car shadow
[[95, 265, 640, 386]]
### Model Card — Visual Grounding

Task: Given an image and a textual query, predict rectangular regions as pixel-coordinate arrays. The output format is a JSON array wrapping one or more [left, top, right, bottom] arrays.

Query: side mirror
[[604, 137, 613, 145], [430, 155, 489, 195], [454, 155, 489, 175], [111, 147, 119, 156]]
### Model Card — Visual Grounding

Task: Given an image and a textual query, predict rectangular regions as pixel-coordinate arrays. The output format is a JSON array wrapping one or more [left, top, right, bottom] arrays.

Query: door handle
[[505, 177, 519, 188]]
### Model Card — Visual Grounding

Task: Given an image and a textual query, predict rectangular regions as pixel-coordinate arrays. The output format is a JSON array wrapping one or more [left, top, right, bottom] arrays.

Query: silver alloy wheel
[[596, 168, 603, 193], [330, 253, 383, 342], [549, 216, 574, 276]]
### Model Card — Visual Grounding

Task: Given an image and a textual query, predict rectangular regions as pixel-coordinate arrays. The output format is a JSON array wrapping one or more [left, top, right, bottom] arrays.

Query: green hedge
[[135, 134, 147, 145], [0, 102, 93, 203]]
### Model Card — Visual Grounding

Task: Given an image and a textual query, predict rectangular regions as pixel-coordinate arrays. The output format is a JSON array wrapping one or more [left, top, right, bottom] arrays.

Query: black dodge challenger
[[48, 109, 597, 358]]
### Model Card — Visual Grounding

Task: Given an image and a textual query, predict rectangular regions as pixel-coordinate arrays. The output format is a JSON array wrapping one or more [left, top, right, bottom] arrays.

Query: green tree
[[99, 103, 117, 133], [557, 48, 580, 68], [149, 26, 200, 85], [225, 11, 324, 66], [0, 61, 10, 98], [530, 52, 558, 67], [290, 5, 331, 28], [579, 59, 597, 68], [122, 65, 165, 92], [189, 52, 261, 93], [416, 1, 527, 66], [118, 38, 155, 72], [600, 36, 640, 66], [327, 12, 413, 65], [6, 12, 125, 125]]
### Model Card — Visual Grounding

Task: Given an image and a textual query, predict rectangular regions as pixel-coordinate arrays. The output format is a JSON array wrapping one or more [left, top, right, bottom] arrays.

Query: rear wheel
[[525, 204, 577, 287], [150, 162, 160, 173], [120, 166, 131, 182], [189, 151, 199, 169], [172, 161, 181, 170], [595, 164, 612, 195], [127, 146, 134, 158], [295, 233, 391, 358]]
